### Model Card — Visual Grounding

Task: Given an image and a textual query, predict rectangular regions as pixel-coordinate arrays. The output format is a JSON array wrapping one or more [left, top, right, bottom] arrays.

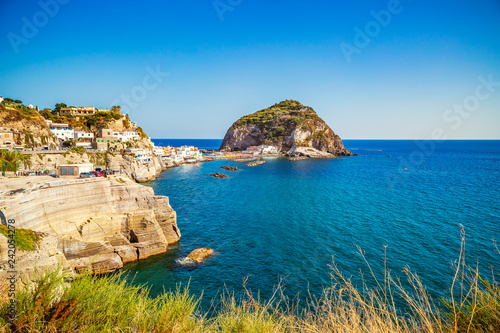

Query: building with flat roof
[[48, 123, 74, 141], [74, 130, 94, 140], [59, 106, 97, 116], [57, 163, 93, 176], [113, 130, 139, 142], [94, 128, 121, 150]]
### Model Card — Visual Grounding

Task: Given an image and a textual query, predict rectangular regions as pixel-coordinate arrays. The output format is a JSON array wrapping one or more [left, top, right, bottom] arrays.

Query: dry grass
[[0, 228, 498, 332]]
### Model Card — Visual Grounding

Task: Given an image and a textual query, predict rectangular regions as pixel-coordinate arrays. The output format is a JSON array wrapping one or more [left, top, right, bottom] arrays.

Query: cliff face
[[220, 100, 353, 157], [0, 105, 58, 148], [0, 176, 180, 275], [25, 150, 165, 182], [106, 153, 165, 182]]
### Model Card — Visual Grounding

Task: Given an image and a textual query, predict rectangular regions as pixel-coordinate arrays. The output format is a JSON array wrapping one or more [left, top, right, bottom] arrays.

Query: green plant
[[5, 270, 203, 332], [0, 225, 42, 251], [0, 150, 31, 171], [0, 229, 498, 333]]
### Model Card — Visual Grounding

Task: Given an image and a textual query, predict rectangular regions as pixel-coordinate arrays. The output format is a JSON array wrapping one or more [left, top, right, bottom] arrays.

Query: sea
[[122, 139, 500, 311]]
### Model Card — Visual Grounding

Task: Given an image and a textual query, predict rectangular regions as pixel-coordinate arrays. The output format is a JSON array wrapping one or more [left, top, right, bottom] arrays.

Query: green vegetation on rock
[[234, 100, 318, 128], [0, 225, 42, 251]]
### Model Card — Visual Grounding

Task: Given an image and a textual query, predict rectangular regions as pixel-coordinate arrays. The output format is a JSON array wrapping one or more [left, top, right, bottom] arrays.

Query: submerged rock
[[187, 248, 214, 262]]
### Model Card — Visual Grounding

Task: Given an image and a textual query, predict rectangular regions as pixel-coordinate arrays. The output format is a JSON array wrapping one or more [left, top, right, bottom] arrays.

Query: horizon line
[[151, 138, 500, 141]]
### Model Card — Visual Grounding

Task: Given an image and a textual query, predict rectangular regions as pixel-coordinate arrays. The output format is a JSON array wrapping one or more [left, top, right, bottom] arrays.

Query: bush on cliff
[[0, 226, 41, 251]]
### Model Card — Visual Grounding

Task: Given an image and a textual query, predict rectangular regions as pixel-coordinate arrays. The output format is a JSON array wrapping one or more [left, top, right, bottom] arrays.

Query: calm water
[[152, 138, 222, 150], [124, 140, 500, 310]]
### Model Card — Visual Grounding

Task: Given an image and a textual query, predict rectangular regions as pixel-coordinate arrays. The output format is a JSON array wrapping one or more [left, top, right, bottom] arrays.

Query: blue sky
[[1, 0, 499, 139]]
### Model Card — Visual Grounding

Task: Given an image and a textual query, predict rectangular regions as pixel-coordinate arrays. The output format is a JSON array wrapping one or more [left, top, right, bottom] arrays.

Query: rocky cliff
[[0, 105, 58, 148], [220, 100, 353, 157], [23, 149, 168, 182], [0, 176, 180, 276]]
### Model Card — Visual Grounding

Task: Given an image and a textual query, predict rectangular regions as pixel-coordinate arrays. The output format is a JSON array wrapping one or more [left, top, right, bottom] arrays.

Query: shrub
[[0, 229, 498, 333], [0, 225, 42, 251]]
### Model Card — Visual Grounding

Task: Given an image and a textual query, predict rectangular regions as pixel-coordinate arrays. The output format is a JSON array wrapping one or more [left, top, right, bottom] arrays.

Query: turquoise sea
[[123, 140, 500, 310]]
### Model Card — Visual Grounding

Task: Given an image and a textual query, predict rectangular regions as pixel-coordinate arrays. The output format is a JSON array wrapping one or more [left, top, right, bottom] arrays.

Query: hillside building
[[59, 106, 97, 116], [48, 122, 74, 141]]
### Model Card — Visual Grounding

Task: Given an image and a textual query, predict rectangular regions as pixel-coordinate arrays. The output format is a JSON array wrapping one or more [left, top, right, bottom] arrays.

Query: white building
[[124, 148, 153, 164], [0, 96, 3, 103], [74, 130, 94, 140], [260, 145, 278, 155], [49, 122, 74, 141], [161, 154, 183, 164], [113, 131, 139, 142], [60, 106, 97, 116], [153, 147, 165, 156], [177, 146, 203, 161]]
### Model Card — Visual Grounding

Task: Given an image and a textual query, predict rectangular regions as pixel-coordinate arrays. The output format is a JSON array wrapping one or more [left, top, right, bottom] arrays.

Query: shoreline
[[0, 175, 180, 277]]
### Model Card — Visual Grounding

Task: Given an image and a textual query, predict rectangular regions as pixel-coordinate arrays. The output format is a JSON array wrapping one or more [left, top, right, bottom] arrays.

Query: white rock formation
[[0, 176, 180, 276]]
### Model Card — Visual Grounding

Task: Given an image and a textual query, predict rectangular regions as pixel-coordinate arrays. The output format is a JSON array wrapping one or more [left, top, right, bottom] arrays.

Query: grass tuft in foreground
[[0, 228, 498, 332]]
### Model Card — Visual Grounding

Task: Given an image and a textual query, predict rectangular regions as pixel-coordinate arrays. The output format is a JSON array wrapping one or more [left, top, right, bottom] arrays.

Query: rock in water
[[210, 173, 228, 179], [219, 100, 353, 157], [187, 248, 214, 262], [221, 165, 239, 171]]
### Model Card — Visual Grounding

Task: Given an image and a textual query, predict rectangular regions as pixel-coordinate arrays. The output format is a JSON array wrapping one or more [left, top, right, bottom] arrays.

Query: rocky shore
[[0, 176, 180, 277]]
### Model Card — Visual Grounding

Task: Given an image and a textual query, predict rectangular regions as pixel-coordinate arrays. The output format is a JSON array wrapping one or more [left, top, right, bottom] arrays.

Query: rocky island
[[220, 100, 354, 158]]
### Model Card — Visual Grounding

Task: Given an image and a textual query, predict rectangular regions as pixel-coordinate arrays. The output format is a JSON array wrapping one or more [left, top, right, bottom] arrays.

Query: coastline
[[0, 175, 179, 277]]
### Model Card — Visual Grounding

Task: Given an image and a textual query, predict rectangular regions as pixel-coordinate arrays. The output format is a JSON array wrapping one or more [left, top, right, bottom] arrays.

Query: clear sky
[[1, 0, 499, 139]]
